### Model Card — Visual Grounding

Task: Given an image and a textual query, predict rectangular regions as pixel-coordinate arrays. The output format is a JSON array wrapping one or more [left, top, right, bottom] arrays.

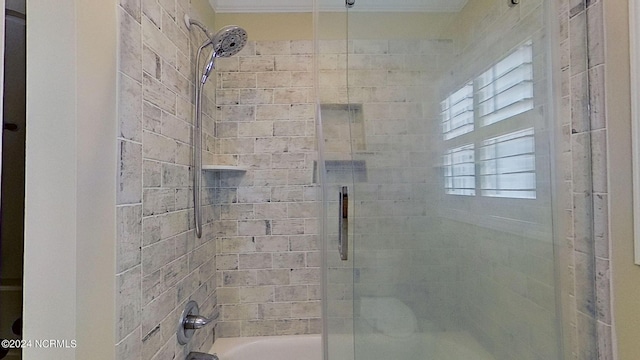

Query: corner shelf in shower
[[202, 165, 248, 171]]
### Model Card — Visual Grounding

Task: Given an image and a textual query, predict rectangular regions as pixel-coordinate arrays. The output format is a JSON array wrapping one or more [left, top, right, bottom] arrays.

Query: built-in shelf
[[202, 165, 248, 171], [313, 160, 368, 184]]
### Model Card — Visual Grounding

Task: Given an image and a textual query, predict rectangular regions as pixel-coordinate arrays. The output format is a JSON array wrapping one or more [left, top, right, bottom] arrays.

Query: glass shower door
[[339, 0, 564, 359], [315, 3, 355, 360]]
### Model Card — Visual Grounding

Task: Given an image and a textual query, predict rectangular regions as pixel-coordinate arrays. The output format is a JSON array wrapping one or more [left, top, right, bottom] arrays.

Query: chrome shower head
[[211, 25, 248, 58], [200, 25, 248, 84]]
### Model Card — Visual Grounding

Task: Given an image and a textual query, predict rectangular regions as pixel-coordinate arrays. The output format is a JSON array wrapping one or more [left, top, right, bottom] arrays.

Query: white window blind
[[441, 83, 474, 140], [444, 144, 476, 196], [476, 41, 533, 127], [480, 128, 536, 199], [441, 41, 537, 200]]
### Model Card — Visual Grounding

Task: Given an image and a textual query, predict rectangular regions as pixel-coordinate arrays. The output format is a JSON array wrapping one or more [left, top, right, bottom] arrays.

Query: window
[[480, 128, 536, 199], [476, 42, 533, 126], [441, 83, 474, 140], [441, 41, 536, 200], [444, 144, 476, 196]]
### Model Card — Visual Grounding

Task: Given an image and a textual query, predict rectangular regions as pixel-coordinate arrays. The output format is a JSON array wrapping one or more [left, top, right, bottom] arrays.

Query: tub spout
[[186, 352, 219, 360]]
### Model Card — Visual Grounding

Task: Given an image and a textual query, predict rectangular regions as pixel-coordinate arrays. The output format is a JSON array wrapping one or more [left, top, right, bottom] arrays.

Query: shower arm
[[184, 15, 214, 44]]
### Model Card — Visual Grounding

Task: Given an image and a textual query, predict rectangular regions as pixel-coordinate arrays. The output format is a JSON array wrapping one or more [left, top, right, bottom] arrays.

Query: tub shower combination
[[175, 0, 584, 358]]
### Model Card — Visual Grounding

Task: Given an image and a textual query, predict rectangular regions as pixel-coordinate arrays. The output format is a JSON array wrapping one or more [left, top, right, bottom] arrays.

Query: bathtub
[[210, 334, 322, 360], [208, 332, 494, 360]]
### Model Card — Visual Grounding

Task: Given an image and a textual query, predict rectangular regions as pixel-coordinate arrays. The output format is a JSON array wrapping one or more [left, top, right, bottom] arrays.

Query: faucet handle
[[184, 314, 212, 330], [178, 301, 218, 345]]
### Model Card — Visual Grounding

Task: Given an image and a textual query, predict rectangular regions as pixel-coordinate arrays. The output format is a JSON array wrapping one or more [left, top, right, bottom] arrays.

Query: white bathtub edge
[[209, 334, 322, 357]]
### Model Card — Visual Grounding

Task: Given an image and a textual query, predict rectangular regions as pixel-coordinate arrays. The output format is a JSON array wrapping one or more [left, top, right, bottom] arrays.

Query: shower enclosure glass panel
[[315, 3, 355, 360], [319, 0, 568, 359], [351, 1, 560, 359]]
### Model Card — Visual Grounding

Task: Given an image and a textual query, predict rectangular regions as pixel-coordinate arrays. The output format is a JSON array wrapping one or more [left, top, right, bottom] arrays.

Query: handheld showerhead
[[200, 25, 248, 84], [184, 16, 248, 82], [201, 48, 216, 84], [186, 18, 249, 239], [211, 25, 248, 58]]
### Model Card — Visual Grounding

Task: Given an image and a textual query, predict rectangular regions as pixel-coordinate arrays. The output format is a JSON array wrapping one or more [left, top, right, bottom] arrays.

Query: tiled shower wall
[[560, 0, 613, 358], [115, 0, 219, 359], [209, 38, 454, 339], [211, 41, 323, 337]]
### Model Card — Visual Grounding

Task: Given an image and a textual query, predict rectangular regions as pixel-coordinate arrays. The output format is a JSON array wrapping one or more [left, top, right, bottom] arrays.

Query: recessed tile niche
[[316, 104, 368, 184], [321, 104, 366, 155]]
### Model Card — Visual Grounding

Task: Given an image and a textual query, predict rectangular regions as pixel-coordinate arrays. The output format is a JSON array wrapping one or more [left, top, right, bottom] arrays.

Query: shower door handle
[[339, 186, 348, 261]]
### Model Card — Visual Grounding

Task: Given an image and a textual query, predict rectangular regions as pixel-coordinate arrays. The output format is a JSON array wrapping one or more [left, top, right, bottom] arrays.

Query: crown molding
[[209, 0, 467, 13]]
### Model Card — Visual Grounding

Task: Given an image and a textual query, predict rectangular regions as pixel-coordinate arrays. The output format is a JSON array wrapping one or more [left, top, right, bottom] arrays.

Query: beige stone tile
[[117, 266, 142, 342], [569, 10, 587, 75], [236, 121, 271, 138], [116, 327, 142, 360], [239, 286, 275, 303], [275, 285, 307, 302], [274, 319, 308, 335], [120, 0, 141, 23], [240, 56, 276, 72], [117, 205, 143, 273], [241, 320, 276, 336], [120, 8, 143, 81], [118, 140, 143, 205], [256, 41, 291, 55], [142, 16, 176, 67], [222, 304, 258, 321]]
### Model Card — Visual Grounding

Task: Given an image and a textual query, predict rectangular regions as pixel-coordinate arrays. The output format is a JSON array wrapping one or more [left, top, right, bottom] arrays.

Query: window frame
[[441, 40, 539, 201]]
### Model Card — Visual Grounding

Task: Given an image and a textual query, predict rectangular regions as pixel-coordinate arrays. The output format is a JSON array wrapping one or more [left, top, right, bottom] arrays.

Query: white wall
[[75, 0, 117, 358], [24, 0, 117, 358]]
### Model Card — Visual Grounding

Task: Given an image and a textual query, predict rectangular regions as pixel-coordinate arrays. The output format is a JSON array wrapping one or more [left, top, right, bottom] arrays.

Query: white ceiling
[[209, 0, 469, 13]]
